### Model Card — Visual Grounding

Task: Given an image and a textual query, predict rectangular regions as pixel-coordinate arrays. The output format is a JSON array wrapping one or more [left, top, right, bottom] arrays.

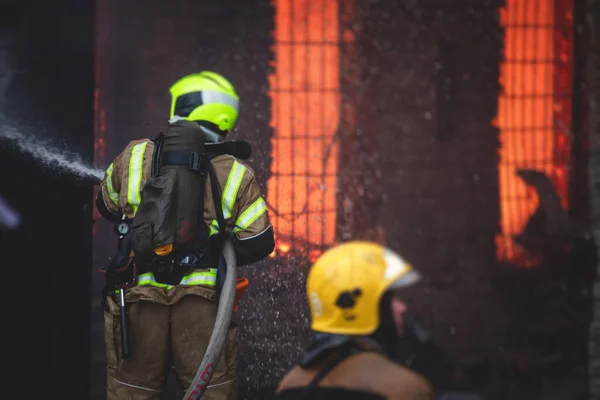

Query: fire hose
[[183, 237, 237, 400]]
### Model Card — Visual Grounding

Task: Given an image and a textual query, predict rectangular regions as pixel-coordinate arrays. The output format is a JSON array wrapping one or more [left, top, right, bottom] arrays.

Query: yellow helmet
[[169, 71, 240, 134], [307, 241, 421, 336]]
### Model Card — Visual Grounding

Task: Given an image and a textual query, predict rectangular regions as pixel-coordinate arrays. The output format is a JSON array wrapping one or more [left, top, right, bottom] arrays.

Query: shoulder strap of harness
[[152, 133, 208, 174], [151, 133, 164, 177], [207, 158, 226, 235], [207, 157, 229, 296], [306, 346, 359, 389]]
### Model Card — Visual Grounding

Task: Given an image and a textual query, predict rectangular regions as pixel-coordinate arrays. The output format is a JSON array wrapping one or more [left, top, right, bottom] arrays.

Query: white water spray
[[0, 48, 101, 182], [0, 122, 104, 182]]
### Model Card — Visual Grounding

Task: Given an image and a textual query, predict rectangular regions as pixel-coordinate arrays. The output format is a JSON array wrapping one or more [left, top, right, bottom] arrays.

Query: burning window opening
[[268, 0, 341, 261], [495, 0, 573, 265]]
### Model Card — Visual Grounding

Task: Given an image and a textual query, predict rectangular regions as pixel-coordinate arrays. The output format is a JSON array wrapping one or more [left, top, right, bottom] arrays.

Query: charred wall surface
[[0, 0, 94, 396], [92, 1, 274, 398], [588, 0, 600, 396], [340, 0, 504, 365]]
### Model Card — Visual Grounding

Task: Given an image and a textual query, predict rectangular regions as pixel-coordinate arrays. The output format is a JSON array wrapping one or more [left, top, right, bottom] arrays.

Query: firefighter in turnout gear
[[275, 241, 434, 400], [96, 71, 275, 400]]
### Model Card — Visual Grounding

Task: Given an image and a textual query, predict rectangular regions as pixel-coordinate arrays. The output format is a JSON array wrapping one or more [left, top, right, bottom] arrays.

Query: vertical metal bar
[[553, 0, 575, 212], [518, 0, 528, 249], [571, 0, 589, 222], [501, 3, 510, 260], [275, 0, 281, 257], [498, 4, 507, 260], [320, 0, 327, 249], [552, 0, 560, 187], [304, 0, 310, 253], [542, 0, 551, 176], [506, 2, 519, 259], [290, 0, 296, 250], [528, 0, 548, 169], [560, 0, 569, 203]]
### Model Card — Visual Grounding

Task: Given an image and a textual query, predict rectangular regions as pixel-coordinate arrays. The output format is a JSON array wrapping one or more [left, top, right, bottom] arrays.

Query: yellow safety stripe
[[127, 142, 148, 215], [105, 163, 119, 205], [222, 160, 246, 220], [234, 197, 267, 232], [209, 220, 219, 236], [209, 160, 247, 236], [135, 270, 217, 290]]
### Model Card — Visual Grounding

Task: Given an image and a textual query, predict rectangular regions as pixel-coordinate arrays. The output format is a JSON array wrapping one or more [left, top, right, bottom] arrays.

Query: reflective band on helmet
[[135, 270, 217, 289], [234, 197, 267, 232], [127, 142, 148, 215], [202, 90, 240, 111], [174, 90, 240, 118], [105, 163, 119, 205], [222, 160, 246, 220]]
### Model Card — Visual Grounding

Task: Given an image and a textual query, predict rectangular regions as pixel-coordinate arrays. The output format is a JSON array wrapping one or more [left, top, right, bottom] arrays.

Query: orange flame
[[268, 0, 341, 258], [496, 0, 573, 262]]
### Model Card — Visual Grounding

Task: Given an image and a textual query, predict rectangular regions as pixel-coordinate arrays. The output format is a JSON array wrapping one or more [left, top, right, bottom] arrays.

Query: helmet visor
[[389, 268, 421, 290]]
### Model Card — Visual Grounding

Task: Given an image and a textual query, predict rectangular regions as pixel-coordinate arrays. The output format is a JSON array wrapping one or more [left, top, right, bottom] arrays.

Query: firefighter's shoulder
[[124, 138, 153, 150], [108, 138, 153, 175], [115, 138, 154, 159], [277, 352, 433, 399], [211, 154, 257, 180], [344, 352, 434, 399]]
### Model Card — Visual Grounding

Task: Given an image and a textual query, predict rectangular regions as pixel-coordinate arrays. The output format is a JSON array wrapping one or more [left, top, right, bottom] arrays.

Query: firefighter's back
[[103, 141, 257, 229]]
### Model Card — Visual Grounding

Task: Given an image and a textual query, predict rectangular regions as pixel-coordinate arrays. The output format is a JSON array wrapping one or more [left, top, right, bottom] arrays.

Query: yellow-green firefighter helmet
[[169, 71, 240, 134]]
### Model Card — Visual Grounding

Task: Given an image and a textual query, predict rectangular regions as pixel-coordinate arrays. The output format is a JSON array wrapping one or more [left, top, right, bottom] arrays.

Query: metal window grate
[[267, 0, 341, 261], [496, 0, 574, 264]]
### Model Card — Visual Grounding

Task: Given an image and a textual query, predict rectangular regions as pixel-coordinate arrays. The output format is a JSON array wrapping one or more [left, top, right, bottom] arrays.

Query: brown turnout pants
[[104, 285, 237, 400]]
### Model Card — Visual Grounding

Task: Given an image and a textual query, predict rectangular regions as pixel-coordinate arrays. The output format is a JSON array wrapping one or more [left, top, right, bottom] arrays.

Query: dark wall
[[340, 0, 504, 364], [0, 0, 94, 396]]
